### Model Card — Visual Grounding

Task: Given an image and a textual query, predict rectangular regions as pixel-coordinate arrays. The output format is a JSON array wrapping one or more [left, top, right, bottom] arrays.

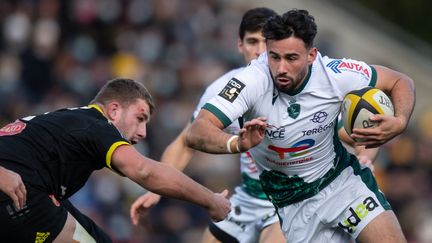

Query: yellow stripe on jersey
[[362, 88, 384, 114], [106, 141, 129, 169]]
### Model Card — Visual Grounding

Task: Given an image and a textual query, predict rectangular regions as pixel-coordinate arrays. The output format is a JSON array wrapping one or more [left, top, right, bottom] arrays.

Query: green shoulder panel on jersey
[[369, 66, 377, 87], [203, 103, 232, 128]]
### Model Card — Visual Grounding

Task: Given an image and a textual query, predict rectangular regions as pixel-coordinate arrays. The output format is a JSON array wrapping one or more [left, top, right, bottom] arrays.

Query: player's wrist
[[226, 135, 240, 153]]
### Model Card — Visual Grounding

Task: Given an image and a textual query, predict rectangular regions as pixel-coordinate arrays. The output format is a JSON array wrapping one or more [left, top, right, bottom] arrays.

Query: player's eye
[[246, 39, 258, 45], [286, 55, 298, 61], [271, 55, 280, 61]]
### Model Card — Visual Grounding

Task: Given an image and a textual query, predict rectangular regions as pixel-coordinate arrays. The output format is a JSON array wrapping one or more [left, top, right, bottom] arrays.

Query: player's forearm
[[186, 117, 234, 154], [137, 160, 214, 209], [389, 74, 415, 130]]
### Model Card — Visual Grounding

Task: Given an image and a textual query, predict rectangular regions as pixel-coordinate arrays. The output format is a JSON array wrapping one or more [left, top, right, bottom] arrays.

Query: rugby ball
[[341, 87, 394, 139]]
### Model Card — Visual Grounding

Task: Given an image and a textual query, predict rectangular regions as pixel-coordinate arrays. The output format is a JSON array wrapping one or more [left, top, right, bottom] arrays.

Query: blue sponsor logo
[[327, 60, 342, 73]]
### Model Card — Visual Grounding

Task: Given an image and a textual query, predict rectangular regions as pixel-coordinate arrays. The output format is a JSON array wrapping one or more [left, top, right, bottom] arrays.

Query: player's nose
[[256, 42, 266, 56], [136, 124, 147, 139]]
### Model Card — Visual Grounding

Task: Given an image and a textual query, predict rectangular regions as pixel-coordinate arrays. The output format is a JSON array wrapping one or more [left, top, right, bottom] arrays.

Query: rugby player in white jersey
[[185, 9, 415, 243], [130, 7, 287, 243]]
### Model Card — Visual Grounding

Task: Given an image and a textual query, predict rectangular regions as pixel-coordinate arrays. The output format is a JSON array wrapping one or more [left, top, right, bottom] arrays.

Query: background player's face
[[238, 30, 266, 64], [114, 99, 150, 144], [266, 37, 317, 93]]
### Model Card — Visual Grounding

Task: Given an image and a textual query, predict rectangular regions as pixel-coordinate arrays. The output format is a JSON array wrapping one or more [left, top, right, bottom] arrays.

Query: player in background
[[130, 7, 286, 243], [0, 78, 230, 242], [185, 9, 415, 243]]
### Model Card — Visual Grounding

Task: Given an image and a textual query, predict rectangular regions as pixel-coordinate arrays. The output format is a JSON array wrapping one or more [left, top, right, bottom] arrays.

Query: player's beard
[[271, 67, 308, 94]]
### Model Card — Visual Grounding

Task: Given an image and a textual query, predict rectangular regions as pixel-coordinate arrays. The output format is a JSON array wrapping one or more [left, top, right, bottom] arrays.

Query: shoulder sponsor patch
[[326, 59, 371, 80], [0, 120, 26, 136], [218, 78, 245, 103]]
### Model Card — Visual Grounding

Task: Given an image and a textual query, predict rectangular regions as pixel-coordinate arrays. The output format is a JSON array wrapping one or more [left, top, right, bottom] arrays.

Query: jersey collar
[[88, 104, 103, 113]]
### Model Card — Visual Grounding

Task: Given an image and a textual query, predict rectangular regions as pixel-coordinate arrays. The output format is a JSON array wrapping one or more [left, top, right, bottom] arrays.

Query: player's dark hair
[[239, 7, 277, 40], [262, 9, 317, 48], [91, 78, 154, 114]]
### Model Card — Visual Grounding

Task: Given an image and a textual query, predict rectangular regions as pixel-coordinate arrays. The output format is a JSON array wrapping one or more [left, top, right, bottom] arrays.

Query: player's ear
[[237, 37, 244, 53], [106, 101, 121, 121], [307, 47, 317, 64]]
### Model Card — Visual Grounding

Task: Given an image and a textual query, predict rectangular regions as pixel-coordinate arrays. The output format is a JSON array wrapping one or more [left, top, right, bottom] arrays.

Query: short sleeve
[[192, 68, 242, 120], [203, 62, 270, 127], [323, 56, 377, 96]]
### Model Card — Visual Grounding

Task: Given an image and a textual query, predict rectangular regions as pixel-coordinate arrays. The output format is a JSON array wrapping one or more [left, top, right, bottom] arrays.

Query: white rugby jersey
[[193, 67, 267, 199], [204, 52, 376, 184]]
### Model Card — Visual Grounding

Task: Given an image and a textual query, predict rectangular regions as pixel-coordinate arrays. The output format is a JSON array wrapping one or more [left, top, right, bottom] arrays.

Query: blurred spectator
[[0, 0, 430, 242]]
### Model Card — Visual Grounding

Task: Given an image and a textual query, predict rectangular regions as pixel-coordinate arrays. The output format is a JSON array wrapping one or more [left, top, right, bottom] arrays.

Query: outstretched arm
[[160, 123, 196, 171], [352, 65, 415, 148], [130, 124, 195, 225], [113, 144, 230, 222]]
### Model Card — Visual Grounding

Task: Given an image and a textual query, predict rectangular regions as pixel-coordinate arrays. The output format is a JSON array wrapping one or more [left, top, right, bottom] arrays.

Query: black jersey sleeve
[[83, 120, 130, 174]]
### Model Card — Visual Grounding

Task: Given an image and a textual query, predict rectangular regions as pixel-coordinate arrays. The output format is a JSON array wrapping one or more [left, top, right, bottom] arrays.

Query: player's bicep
[[196, 108, 225, 129], [373, 65, 406, 93], [186, 108, 230, 152], [111, 145, 151, 182]]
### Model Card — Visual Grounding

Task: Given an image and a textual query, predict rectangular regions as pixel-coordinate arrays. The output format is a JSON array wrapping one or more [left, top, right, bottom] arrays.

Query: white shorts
[[278, 165, 390, 243], [209, 187, 279, 243]]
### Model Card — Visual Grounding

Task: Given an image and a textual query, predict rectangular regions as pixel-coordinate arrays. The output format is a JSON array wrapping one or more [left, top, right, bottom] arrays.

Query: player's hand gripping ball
[[341, 87, 394, 141]]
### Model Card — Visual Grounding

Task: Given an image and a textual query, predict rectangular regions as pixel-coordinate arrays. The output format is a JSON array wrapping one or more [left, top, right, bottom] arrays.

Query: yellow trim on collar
[[106, 141, 129, 169], [88, 104, 104, 115]]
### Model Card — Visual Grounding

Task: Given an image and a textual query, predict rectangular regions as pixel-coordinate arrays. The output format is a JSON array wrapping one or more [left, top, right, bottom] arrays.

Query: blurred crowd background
[[1, 0, 432, 242]]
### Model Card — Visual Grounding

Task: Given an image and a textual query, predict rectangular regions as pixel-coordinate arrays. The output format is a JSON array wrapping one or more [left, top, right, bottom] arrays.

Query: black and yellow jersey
[[0, 105, 129, 201]]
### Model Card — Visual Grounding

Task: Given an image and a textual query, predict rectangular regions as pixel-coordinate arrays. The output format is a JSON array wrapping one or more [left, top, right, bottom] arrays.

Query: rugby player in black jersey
[[0, 78, 230, 242]]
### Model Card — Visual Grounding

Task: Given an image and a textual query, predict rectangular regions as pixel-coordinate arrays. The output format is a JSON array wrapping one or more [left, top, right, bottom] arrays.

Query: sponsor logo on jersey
[[0, 120, 26, 136], [301, 120, 336, 137], [326, 60, 371, 79], [218, 78, 245, 103], [268, 139, 315, 159], [5, 204, 29, 219], [266, 157, 313, 166], [310, 111, 328, 123], [338, 196, 379, 234], [265, 125, 285, 139], [35, 232, 51, 243]]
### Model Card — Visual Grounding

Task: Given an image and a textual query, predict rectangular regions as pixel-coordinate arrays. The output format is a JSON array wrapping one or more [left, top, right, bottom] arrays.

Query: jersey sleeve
[[192, 69, 241, 120], [324, 56, 377, 97], [85, 121, 130, 173], [203, 63, 269, 127]]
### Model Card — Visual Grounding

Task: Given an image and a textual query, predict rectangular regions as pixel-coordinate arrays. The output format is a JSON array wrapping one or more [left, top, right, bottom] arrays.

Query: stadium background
[[1, 0, 431, 242]]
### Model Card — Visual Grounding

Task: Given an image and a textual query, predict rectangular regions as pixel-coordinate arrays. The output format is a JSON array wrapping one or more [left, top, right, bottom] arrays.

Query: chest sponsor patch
[[0, 120, 26, 136], [218, 78, 245, 103]]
